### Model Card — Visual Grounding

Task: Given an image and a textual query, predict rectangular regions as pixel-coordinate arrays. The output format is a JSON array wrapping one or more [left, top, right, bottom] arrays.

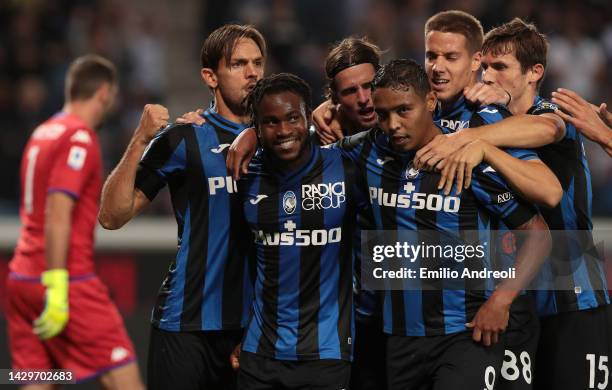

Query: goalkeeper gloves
[[33, 269, 69, 339]]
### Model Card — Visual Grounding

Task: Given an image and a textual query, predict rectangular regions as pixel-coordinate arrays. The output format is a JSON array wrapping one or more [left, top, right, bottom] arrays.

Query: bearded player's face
[[214, 38, 264, 112]]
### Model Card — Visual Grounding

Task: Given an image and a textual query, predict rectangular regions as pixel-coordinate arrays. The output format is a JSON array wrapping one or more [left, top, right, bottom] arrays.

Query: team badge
[[283, 191, 297, 214], [405, 162, 420, 179]]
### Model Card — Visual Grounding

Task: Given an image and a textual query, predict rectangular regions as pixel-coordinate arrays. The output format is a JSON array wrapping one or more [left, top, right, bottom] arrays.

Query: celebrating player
[[7, 55, 143, 389], [314, 37, 381, 143], [342, 58, 551, 389], [480, 18, 610, 390], [237, 73, 364, 389], [98, 24, 265, 389]]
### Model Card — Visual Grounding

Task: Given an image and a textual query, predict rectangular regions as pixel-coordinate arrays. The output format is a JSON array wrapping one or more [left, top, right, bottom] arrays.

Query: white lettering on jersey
[[497, 192, 514, 204], [369, 187, 461, 212], [208, 176, 237, 195], [301, 182, 346, 210], [440, 119, 469, 131], [67, 145, 87, 170]]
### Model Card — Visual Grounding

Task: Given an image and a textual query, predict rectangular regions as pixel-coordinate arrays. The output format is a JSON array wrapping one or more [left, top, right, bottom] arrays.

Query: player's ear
[[94, 82, 112, 106], [425, 91, 437, 113], [529, 64, 545, 86], [471, 51, 482, 73], [201, 68, 218, 89]]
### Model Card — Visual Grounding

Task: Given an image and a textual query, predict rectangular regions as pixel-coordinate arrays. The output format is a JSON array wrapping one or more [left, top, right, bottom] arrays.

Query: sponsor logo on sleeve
[[67, 145, 87, 170]]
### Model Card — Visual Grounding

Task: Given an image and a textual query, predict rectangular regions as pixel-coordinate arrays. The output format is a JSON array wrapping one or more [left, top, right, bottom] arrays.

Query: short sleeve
[[470, 167, 537, 229], [135, 124, 188, 200], [471, 104, 513, 127], [528, 99, 577, 140]]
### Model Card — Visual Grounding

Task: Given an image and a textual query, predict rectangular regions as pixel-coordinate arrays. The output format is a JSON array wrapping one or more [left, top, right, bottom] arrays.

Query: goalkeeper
[[6, 56, 143, 388]]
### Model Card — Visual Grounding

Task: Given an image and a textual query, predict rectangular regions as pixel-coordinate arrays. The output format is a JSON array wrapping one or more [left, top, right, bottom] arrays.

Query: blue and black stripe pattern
[[135, 109, 253, 332], [433, 96, 512, 130], [241, 143, 360, 361], [528, 96, 609, 316], [338, 129, 537, 336]]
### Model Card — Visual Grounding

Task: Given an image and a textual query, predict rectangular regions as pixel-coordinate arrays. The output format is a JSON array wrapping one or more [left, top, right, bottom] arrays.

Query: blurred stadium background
[[0, 0, 610, 387]]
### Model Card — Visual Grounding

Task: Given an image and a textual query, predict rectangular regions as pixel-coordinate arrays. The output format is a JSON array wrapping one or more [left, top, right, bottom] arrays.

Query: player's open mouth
[[358, 107, 376, 121], [432, 78, 449, 89]]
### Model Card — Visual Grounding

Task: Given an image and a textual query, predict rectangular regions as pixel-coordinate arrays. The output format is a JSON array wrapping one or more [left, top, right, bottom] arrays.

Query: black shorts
[[535, 304, 611, 390], [147, 326, 242, 390], [237, 351, 351, 390], [351, 315, 387, 390], [387, 330, 505, 390], [497, 295, 540, 390]]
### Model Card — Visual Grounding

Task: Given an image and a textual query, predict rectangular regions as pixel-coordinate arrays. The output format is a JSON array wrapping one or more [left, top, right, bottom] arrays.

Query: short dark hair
[[482, 18, 548, 88], [65, 55, 116, 102], [246, 73, 312, 126], [200, 24, 266, 70], [373, 59, 431, 99], [425, 10, 484, 54], [325, 37, 382, 101]]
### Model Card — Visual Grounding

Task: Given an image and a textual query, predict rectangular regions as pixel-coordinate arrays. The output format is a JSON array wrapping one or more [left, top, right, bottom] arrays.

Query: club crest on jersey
[[538, 101, 558, 111], [283, 191, 297, 214], [405, 162, 420, 179]]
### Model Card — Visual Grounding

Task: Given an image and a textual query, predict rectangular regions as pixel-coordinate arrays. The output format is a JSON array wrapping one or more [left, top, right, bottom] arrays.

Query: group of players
[[6, 8, 612, 390]]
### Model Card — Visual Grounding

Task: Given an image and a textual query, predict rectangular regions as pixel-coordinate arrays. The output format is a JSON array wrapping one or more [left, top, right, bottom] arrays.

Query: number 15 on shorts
[[587, 354, 609, 389]]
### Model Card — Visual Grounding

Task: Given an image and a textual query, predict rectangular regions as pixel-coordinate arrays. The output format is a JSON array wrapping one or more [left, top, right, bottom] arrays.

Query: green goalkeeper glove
[[33, 269, 69, 339]]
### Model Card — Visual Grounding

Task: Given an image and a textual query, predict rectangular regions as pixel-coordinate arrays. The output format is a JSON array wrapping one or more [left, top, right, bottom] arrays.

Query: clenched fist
[[135, 104, 170, 144]]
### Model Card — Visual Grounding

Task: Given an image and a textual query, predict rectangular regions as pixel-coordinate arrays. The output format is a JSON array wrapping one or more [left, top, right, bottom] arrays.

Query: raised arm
[[98, 104, 169, 229], [551, 88, 612, 157]]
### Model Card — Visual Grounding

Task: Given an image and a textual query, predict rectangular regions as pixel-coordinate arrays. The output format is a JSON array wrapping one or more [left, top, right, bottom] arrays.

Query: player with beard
[[98, 24, 265, 390], [476, 18, 609, 390], [237, 73, 365, 389]]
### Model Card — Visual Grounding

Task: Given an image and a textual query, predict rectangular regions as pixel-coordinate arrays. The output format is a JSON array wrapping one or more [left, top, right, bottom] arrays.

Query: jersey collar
[[434, 95, 469, 120], [203, 108, 248, 135]]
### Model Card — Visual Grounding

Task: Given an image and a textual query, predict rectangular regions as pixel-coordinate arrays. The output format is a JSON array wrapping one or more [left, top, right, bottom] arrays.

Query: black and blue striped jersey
[[135, 109, 253, 332], [434, 96, 536, 290], [336, 128, 538, 336], [528, 96, 609, 316], [240, 142, 364, 361]]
